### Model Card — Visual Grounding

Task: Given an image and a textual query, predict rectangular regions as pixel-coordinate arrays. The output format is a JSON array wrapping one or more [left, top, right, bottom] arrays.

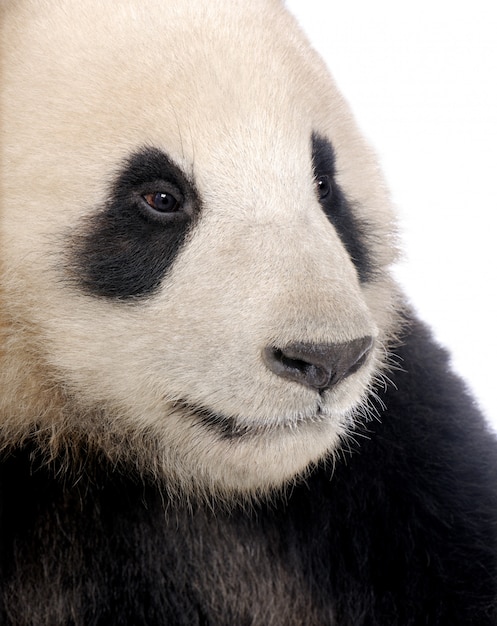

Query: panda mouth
[[178, 400, 333, 440]]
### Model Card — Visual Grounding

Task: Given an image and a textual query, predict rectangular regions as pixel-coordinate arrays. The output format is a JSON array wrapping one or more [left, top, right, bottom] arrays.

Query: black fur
[[1, 314, 496, 625], [312, 133, 375, 282], [69, 148, 200, 299]]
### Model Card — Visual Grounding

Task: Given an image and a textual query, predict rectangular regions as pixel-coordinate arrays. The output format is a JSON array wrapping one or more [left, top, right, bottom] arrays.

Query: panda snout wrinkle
[[263, 337, 374, 392]]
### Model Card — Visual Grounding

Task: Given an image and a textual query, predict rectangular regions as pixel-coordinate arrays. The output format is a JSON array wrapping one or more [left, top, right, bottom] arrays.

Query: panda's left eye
[[143, 191, 181, 213], [316, 175, 331, 200]]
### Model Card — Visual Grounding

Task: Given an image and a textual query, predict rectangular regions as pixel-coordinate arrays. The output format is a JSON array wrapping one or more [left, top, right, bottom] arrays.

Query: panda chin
[[181, 399, 341, 440]]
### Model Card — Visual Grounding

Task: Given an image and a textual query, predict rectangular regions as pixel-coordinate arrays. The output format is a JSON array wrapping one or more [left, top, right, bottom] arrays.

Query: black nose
[[263, 336, 374, 392]]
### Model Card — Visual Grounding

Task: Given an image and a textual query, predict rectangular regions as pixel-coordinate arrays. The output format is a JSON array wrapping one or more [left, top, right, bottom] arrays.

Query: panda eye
[[143, 191, 181, 213], [316, 175, 331, 200]]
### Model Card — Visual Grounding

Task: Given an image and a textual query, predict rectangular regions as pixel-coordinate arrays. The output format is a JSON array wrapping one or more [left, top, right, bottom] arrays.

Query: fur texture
[[1, 1, 496, 624]]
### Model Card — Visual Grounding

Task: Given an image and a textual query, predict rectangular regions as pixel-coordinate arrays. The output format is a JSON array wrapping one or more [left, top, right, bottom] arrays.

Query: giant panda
[[1, 1, 496, 624]]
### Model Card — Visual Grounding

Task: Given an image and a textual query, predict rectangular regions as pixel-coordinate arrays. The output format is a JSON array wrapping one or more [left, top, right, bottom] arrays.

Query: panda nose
[[263, 337, 374, 392]]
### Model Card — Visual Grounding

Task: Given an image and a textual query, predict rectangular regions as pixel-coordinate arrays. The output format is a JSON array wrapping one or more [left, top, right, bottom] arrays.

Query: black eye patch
[[67, 147, 200, 299], [311, 133, 374, 283]]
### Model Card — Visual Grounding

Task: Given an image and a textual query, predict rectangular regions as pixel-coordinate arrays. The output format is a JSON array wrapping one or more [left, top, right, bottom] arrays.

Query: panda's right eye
[[143, 191, 181, 214], [137, 185, 190, 223]]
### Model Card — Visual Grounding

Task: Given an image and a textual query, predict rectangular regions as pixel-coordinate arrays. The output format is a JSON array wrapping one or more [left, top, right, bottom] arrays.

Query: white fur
[[0, 0, 401, 498]]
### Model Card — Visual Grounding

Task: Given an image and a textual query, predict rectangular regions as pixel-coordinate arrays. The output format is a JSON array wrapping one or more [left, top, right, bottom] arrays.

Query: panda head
[[0, 0, 399, 499]]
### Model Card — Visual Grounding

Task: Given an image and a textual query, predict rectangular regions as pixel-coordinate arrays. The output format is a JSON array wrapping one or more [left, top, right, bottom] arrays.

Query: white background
[[286, 1, 497, 430]]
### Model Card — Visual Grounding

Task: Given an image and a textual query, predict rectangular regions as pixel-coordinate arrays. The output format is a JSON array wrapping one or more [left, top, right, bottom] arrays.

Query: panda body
[[1, 1, 496, 624]]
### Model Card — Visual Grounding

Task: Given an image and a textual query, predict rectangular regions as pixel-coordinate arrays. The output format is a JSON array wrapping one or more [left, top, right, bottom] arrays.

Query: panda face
[[0, 1, 399, 498]]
